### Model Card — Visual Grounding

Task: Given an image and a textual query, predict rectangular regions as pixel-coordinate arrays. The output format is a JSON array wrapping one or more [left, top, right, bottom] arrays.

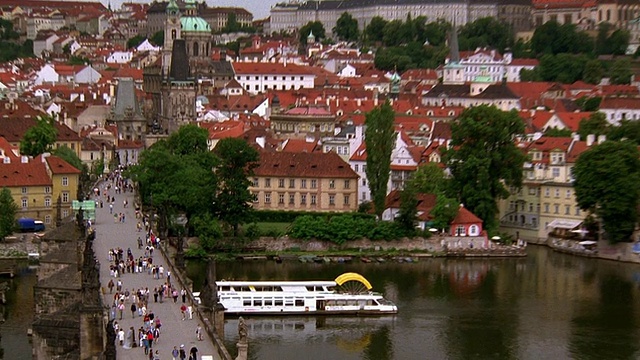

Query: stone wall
[[34, 286, 81, 315], [38, 262, 72, 282]]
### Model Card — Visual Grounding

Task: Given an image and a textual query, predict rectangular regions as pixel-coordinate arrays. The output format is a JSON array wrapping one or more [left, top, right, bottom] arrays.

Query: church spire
[[449, 24, 460, 64]]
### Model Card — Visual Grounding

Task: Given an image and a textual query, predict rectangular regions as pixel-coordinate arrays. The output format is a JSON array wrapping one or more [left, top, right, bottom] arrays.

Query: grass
[[253, 222, 290, 235]]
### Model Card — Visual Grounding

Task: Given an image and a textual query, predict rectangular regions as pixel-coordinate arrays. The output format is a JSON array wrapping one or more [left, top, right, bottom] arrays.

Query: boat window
[[243, 300, 251, 306], [274, 299, 283, 306], [253, 299, 262, 306], [264, 299, 273, 306], [232, 297, 240, 300], [237, 286, 252, 292], [285, 300, 294, 306], [219, 286, 231, 292], [305, 286, 315, 292], [295, 299, 304, 306], [367, 300, 373, 306]]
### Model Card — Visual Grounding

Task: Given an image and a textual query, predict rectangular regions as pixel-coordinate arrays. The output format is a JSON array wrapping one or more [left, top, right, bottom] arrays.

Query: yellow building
[[0, 140, 81, 228], [250, 151, 358, 212], [0, 117, 83, 158]]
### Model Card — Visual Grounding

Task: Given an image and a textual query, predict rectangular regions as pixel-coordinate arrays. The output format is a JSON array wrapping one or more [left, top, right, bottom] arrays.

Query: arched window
[[469, 225, 479, 236], [171, 29, 176, 40], [193, 42, 199, 56]]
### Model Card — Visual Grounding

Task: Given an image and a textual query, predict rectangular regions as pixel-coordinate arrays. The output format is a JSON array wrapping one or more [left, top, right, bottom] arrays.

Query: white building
[[448, 49, 539, 83], [106, 51, 133, 64], [599, 97, 640, 125], [231, 62, 315, 95]]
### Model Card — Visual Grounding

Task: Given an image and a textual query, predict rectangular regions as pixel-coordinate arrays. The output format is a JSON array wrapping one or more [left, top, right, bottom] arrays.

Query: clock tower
[[163, 0, 181, 75]]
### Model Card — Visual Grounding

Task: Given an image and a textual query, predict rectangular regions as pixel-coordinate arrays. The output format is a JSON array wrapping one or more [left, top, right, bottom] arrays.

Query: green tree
[[68, 55, 91, 65], [608, 120, 640, 145], [575, 96, 602, 111], [191, 213, 223, 252], [578, 112, 609, 139], [127, 35, 146, 49], [395, 187, 418, 234], [595, 22, 612, 55], [223, 13, 241, 33], [530, 21, 592, 55], [544, 127, 573, 137], [423, 20, 450, 47], [213, 138, 259, 236], [430, 194, 459, 231], [300, 21, 326, 45], [20, 115, 57, 156], [444, 105, 526, 231], [382, 20, 404, 46], [150, 31, 164, 46], [167, 124, 210, 156], [607, 29, 630, 55], [459, 17, 513, 52], [609, 58, 632, 84], [365, 16, 387, 43], [583, 59, 604, 84], [406, 163, 448, 195], [365, 101, 396, 218], [333, 12, 359, 42], [573, 141, 640, 243], [0, 187, 17, 240]]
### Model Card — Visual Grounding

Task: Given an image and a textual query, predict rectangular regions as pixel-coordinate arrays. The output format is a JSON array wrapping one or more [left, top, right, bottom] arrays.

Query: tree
[[365, 101, 395, 218], [0, 187, 17, 240], [608, 120, 640, 144], [575, 96, 602, 111], [213, 138, 259, 236], [544, 127, 573, 137], [395, 187, 418, 234], [530, 21, 592, 55], [609, 58, 632, 85], [333, 12, 359, 42], [430, 194, 459, 231], [299, 21, 325, 45], [191, 213, 223, 252], [167, 124, 210, 156], [223, 13, 241, 33], [444, 105, 526, 231], [406, 163, 448, 195], [573, 141, 640, 243], [365, 16, 387, 43], [583, 59, 604, 84], [20, 115, 57, 156], [578, 112, 609, 140], [150, 31, 164, 46], [127, 35, 146, 49], [607, 29, 630, 55], [459, 17, 513, 52]]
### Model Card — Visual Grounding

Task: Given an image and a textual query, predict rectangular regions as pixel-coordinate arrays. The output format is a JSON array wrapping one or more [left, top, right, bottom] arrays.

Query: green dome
[[181, 17, 211, 33]]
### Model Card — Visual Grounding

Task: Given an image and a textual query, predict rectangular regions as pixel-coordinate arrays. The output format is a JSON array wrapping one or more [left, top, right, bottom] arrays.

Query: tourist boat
[[215, 272, 398, 315]]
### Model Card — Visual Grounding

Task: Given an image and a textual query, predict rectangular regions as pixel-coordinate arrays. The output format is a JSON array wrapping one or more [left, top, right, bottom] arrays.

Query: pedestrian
[[118, 328, 125, 346], [117, 302, 124, 320], [179, 344, 186, 360], [116, 279, 122, 292], [108, 279, 114, 293], [172, 346, 179, 360], [130, 302, 137, 318], [109, 203, 113, 214], [172, 289, 178, 303], [181, 288, 187, 303], [154, 350, 161, 360], [180, 304, 186, 320], [153, 287, 159, 303], [195, 324, 203, 341], [187, 305, 193, 320], [189, 346, 198, 360], [167, 271, 171, 283]]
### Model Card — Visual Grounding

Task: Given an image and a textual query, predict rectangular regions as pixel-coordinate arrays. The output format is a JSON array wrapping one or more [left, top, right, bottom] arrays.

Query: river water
[[5, 246, 640, 359], [187, 246, 640, 360]]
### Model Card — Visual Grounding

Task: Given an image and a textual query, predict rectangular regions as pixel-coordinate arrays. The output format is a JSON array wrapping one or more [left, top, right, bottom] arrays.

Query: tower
[[163, 0, 181, 75], [443, 24, 465, 85]]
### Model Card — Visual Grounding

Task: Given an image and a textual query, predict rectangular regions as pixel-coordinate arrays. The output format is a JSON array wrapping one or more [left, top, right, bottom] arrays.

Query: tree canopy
[[300, 21, 326, 45], [458, 17, 513, 53], [444, 105, 526, 231], [127, 35, 146, 49], [213, 138, 259, 236], [150, 31, 164, 46], [333, 12, 359, 42], [365, 101, 395, 218], [0, 19, 33, 61], [20, 115, 57, 156], [0, 187, 17, 240], [578, 112, 608, 140], [573, 141, 640, 243]]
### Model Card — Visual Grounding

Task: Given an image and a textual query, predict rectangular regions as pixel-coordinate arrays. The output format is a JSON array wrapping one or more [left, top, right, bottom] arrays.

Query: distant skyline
[[100, 0, 279, 19]]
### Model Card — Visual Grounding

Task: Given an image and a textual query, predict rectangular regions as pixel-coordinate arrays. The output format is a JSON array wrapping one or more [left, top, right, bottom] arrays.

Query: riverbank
[[529, 236, 640, 264]]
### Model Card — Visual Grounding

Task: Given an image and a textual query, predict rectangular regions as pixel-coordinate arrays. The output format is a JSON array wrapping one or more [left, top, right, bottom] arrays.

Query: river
[[5, 246, 640, 359], [187, 246, 640, 360]]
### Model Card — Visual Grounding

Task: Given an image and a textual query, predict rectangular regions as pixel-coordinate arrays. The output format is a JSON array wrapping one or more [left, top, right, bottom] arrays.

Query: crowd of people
[[97, 172, 206, 360]]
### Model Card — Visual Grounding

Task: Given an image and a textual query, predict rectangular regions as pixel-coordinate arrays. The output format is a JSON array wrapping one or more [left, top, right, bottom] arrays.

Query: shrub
[[244, 223, 260, 239]]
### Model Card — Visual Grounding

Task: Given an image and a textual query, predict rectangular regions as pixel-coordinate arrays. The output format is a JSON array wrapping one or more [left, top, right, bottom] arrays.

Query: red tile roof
[[254, 151, 357, 178], [600, 97, 640, 110], [44, 155, 81, 174], [451, 206, 483, 224], [554, 111, 592, 131], [0, 155, 52, 187]]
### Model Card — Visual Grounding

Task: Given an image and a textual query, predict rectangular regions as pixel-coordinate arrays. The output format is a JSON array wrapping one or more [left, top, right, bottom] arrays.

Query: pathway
[[92, 178, 219, 360]]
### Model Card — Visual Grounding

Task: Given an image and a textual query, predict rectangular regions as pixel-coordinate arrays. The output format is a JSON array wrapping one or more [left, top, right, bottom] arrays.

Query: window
[[21, 187, 27, 194], [310, 180, 317, 189], [343, 195, 350, 205], [355, 164, 359, 172], [469, 225, 479, 236], [278, 193, 285, 204], [344, 180, 350, 189], [329, 194, 335, 205], [528, 203, 533, 212], [265, 193, 271, 204], [363, 165, 367, 172], [544, 188, 550, 197], [362, 179, 366, 186], [45, 215, 51, 224], [566, 190, 571, 199], [544, 203, 549, 213], [552, 168, 560, 178], [554, 204, 559, 214], [455, 225, 466, 236], [252, 192, 258, 203], [21, 198, 27, 208], [310, 194, 317, 205], [45, 186, 51, 194], [62, 176, 68, 186], [45, 197, 51, 207], [252, 178, 259, 187], [532, 217, 537, 227], [62, 209, 68, 218], [289, 194, 295, 204], [554, 189, 560, 198], [362, 192, 366, 200], [289, 179, 295, 188], [300, 194, 307, 205], [278, 179, 285, 188], [62, 192, 69, 202], [565, 205, 570, 215], [329, 180, 335, 189], [300, 179, 307, 188], [265, 178, 271, 188], [575, 206, 581, 215]]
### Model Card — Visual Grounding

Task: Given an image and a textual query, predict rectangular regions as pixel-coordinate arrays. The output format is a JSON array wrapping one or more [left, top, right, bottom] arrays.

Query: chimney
[[597, 134, 606, 144], [80, 93, 85, 102], [586, 134, 595, 146], [255, 136, 265, 148], [357, 98, 361, 107]]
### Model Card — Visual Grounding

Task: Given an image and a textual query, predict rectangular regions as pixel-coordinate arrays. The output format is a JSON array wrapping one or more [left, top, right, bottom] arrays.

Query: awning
[[547, 219, 582, 230]]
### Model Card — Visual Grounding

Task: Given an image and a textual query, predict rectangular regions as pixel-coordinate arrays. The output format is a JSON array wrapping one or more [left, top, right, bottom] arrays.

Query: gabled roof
[[254, 151, 357, 178], [554, 111, 591, 131], [44, 155, 81, 174], [451, 206, 482, 224]]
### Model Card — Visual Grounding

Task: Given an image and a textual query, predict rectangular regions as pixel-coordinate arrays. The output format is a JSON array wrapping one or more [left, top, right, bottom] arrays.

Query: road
[[92, 178, 219, 360]]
